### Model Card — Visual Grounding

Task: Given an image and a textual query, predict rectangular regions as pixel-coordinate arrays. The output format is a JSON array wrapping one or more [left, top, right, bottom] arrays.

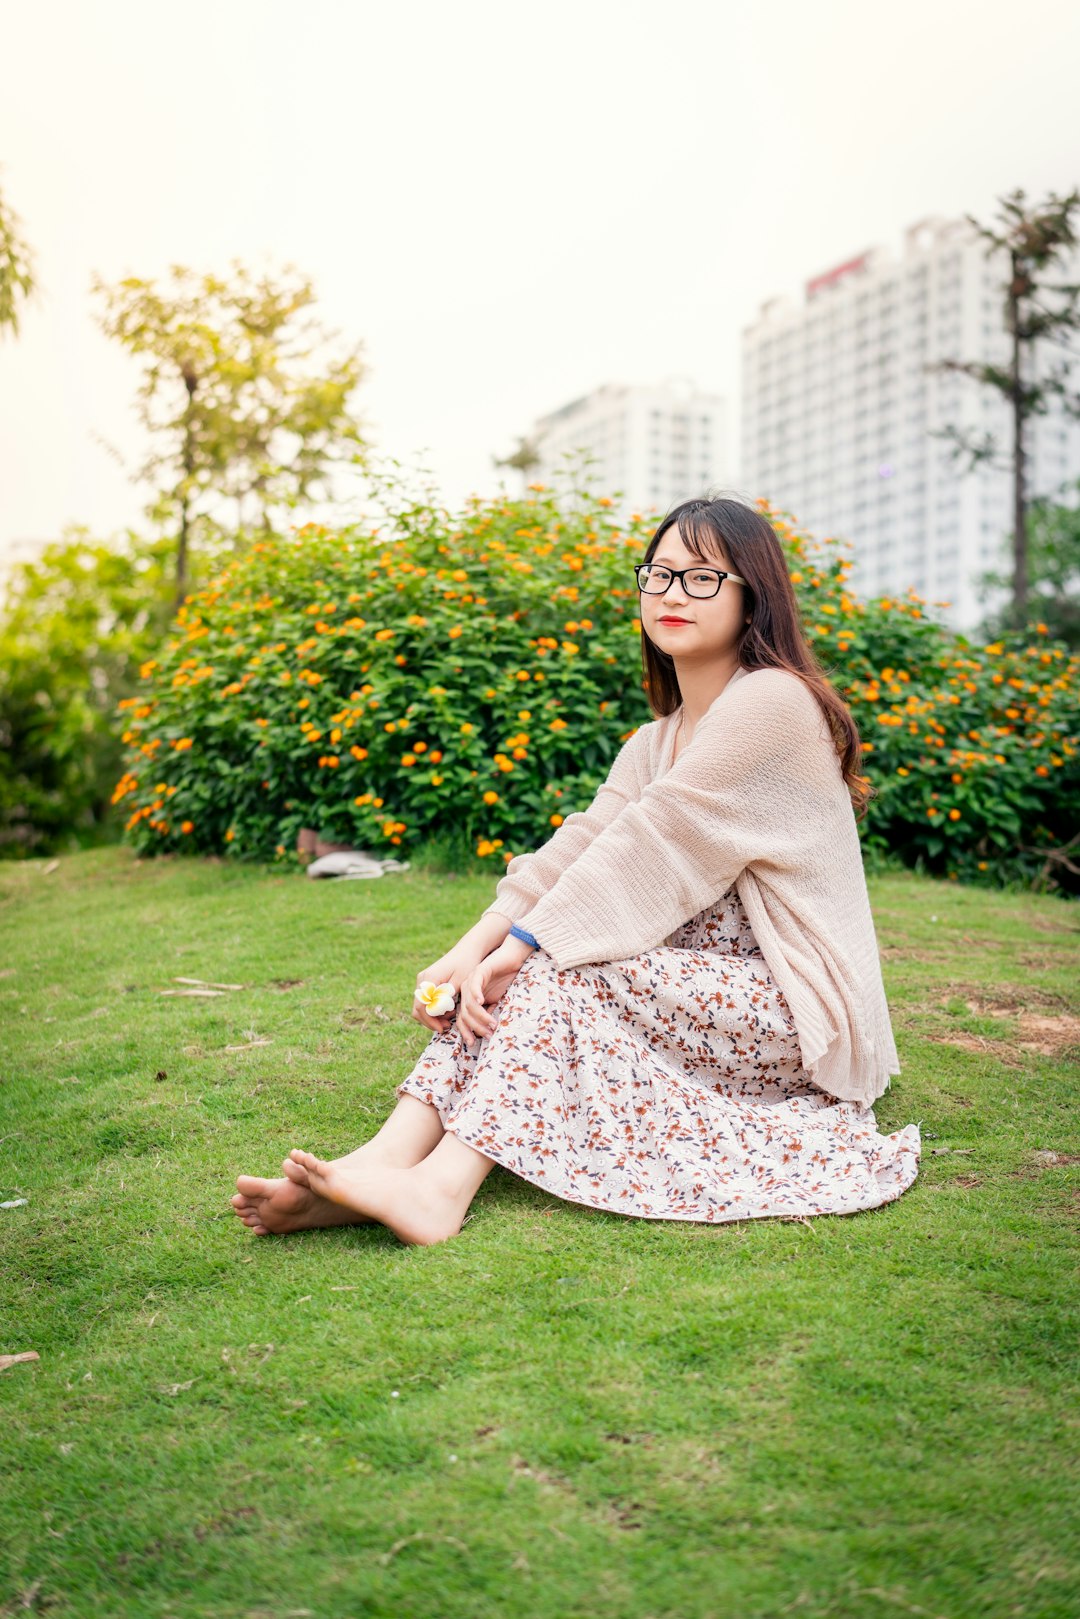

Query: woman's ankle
[[332, 1138, 438, 1172]]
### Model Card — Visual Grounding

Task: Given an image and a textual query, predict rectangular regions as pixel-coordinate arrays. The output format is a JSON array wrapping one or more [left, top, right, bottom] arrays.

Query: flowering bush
[[112, 482, 1079, 894], [811, 591, 1076, 893], [113, 482, 659, 870], [768, 499, 1078, 891]]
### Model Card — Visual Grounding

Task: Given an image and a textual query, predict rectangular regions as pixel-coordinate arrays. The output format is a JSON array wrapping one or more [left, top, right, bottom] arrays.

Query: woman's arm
[[419, 730, 649, 1022], [521, 672, 830, 970], [479, 725, 650, 927]]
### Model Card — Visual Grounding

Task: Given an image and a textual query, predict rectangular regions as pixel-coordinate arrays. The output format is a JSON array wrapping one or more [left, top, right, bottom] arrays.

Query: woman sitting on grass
[[232, 495, 921, 1246]]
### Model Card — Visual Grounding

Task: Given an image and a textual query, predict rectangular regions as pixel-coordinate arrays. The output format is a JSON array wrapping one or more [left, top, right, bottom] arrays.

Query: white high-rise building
[[526, 377, 732, 520], [739, 214, 1080, 631]]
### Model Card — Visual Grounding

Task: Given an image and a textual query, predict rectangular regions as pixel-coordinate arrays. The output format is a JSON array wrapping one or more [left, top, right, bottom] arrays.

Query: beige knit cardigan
[[481, 664, 901, 1109]]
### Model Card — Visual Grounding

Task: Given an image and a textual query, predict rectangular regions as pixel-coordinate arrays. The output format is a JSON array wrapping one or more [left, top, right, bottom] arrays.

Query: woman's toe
[[289, 1148, 324, 1176], [237, 1174, 273, 1197], [282, 1157, 310, 1186], [289, 1147, 335, 1195]]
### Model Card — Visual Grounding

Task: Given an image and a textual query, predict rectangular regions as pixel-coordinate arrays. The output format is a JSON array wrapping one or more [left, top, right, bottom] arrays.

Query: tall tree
[[0, 167, 37, 340], [92, 261, 370, 604], [928, 185, 1080, 619], [974, 485, 1080, 647]]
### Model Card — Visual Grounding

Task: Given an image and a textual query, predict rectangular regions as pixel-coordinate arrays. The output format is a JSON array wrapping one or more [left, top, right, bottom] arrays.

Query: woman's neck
[[676, 658, 744, 733]]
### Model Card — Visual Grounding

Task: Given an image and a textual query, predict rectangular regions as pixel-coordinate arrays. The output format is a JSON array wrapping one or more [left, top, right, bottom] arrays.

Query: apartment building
[[739, 214, 1080, 630], [527, 377, 732, 520]]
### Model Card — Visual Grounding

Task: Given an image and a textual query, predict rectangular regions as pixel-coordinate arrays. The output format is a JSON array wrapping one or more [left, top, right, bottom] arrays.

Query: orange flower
[[180, 820, 194, 834]]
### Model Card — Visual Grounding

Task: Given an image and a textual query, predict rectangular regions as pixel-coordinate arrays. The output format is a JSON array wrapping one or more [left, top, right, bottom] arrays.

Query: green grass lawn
[[1, 847, 1078, 1619]]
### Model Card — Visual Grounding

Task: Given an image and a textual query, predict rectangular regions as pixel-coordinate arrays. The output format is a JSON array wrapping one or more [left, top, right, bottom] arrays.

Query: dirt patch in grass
[[1022, 911, 1080, 935], [1011, 1011, 1080, 1056], [1008, 1151, 1080, 1197], [909, 982, 1080, 1064]]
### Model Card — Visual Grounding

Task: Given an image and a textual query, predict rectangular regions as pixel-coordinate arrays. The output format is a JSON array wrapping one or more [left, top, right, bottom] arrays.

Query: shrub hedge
[[112, 483, 1079, 894]]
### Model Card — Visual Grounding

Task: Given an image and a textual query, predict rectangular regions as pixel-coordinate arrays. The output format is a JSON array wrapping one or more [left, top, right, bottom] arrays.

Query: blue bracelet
[[509, 923, 539, 950]]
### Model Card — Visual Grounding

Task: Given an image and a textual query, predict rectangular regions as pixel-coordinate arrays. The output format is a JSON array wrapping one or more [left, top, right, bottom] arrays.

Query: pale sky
[[2, 0, 1078, 562]]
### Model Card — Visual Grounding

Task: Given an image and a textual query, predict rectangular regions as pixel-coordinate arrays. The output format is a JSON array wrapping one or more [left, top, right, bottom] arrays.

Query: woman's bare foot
[[288, 1146, 465, 1247], [231, 1156, 371, 1236], [232, 1120, 440, 1238]]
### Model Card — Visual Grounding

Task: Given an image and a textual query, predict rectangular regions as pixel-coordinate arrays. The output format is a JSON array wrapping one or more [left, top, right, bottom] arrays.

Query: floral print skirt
[[396, 883, 921, 1224]]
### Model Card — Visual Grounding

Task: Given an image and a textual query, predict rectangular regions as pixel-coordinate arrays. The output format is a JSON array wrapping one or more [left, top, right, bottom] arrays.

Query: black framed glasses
[[634, 563, 749, 598]]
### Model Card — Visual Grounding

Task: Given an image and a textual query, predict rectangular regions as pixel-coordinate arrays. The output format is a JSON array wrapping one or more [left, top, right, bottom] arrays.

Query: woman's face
[[641, 521, 747, 662]]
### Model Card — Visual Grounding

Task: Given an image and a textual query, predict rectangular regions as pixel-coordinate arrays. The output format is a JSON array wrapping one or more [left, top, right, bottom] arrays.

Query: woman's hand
[[455, 936, 533, 1046], [412, 945, 488, 1035]]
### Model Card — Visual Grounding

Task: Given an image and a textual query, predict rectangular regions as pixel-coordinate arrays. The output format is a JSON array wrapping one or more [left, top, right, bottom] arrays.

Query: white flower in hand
[[414, 979, 457, 1017]]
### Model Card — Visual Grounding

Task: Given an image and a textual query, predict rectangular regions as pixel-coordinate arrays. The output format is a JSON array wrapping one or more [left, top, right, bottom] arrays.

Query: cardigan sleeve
[[480, 723, 650, 925], [523, 671, 832, 970]]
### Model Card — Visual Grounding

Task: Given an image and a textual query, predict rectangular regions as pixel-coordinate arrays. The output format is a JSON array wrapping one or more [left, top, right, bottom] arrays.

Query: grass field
[[1, 847, 1078, 1619]]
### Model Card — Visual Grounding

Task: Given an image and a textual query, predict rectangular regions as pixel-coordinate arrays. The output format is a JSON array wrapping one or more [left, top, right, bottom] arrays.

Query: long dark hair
[[639, 494, 873, 820]]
